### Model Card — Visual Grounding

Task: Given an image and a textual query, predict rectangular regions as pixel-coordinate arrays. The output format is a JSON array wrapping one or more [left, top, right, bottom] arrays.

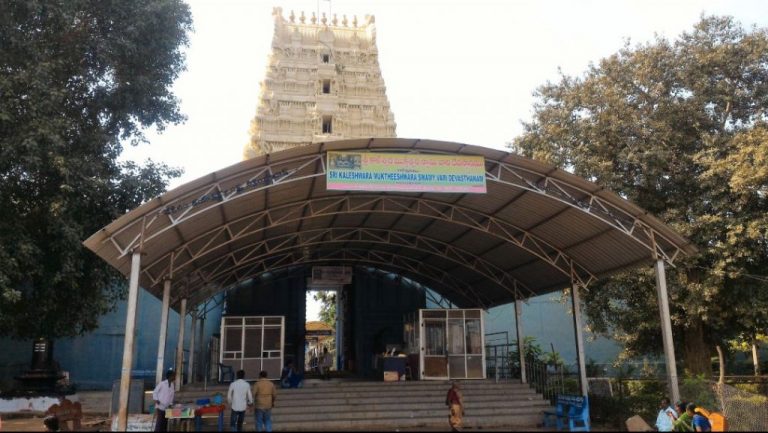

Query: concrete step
[[182, 379, 527, 390], [182, 380, 551, 431], [267, 405, 549, 422], [178, 382, 534, 398], [269, 393, 545, 408], [271, 398, 549, 415], [271, 413, 545, 431]]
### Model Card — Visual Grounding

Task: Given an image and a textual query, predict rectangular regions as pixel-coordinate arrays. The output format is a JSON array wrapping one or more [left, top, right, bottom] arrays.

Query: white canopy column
[[175, 297, 187, 391], [514, 299, 526, 384], [654, 259, 680, 403], [117, 249, 142, 431], [571, 279, 588, 397], [155, 279, 171, 385], [187, 312, 197, 385]]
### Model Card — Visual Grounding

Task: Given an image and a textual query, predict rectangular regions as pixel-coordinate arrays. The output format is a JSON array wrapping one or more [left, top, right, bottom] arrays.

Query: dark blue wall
[[484, 293, 620, 369], [0, 287, 223, 390]]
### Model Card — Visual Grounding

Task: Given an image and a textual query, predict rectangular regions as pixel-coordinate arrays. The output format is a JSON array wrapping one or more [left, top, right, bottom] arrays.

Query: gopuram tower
[[243, 7, 397, 159]]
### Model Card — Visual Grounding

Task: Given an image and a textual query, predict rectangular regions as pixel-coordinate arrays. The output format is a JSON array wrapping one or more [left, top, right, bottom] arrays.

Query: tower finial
[[300, 11, 306, 24], [311, 12, 317, 24], [321, 12, 327, 26], [352, 15, 358, 28], [332, 14, 338, 26], [289, 10, 295, 23], [342, 14, 348, 27]]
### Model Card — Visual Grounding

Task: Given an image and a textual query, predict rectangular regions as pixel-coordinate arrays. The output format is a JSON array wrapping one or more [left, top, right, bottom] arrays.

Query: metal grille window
[[220, 316, 284, 380]]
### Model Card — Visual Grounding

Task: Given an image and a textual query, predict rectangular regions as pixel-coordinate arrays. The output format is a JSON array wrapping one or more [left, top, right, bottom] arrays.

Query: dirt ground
[[1, 414, 110, 432]]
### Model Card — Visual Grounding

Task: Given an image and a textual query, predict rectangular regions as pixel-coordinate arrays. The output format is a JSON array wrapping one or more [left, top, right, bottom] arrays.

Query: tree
[[0, 0, 192, 339], [512, 16, 768, 375], [312, 291, 337, 326]]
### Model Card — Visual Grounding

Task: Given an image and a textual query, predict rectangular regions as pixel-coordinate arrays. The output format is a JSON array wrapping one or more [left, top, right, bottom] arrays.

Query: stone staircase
[[178, 379, 550, 431]]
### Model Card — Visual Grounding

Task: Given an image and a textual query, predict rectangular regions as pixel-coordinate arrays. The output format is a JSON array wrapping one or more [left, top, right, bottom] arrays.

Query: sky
[[117, 0, 767, 321]]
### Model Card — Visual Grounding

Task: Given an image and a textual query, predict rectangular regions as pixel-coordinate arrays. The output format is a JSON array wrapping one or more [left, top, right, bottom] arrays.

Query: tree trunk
[[715, 345, 725, 384], [753, 341, 760, 377], [681, 318, 711, 376]]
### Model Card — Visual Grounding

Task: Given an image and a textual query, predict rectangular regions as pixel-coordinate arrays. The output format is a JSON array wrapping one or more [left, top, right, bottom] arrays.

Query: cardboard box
[[383, 371, 400, 382]]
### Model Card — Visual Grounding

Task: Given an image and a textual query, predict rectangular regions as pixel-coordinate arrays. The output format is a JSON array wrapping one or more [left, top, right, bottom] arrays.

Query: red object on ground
[[194, 404, 226, 416]]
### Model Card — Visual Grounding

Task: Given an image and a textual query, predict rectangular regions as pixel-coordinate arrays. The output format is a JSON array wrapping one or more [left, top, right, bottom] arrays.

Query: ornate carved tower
[[243, 7, 397, 159]]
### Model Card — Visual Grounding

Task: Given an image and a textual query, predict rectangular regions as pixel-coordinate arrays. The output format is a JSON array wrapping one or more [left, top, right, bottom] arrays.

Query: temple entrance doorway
[[305, 289, 338, 375]]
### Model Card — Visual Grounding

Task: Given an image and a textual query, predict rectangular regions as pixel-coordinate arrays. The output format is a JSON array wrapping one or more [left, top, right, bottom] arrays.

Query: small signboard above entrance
[[326, 151, 487, 193], [312, 266, 353, 285]]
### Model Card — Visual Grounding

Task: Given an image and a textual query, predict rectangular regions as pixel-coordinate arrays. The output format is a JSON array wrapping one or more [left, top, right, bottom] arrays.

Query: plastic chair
[[217, 363, 234, 383]]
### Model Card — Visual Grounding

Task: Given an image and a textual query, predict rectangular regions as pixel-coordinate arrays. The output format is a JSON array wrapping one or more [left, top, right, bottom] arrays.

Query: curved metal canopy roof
[[84, 138, 697, 311]]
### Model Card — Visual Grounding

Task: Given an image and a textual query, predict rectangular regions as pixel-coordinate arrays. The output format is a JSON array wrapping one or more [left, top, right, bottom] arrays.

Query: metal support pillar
[[188, 312, 197, 385], [514, 299, 526, 384], [117, 250, 142, 431], [336, 288, 344, 371], [175, 298, 187, 391], [571, 282, 588, 397], [654, 259, 680, 403], [155, 279, 171, 385], [198, 314, 205, 383]]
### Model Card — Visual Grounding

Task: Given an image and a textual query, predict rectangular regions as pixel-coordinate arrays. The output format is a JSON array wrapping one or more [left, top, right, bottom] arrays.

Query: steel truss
[[157, 226, 539, 306], [97, 146, 690, 306], [185, 248, 497, 309]]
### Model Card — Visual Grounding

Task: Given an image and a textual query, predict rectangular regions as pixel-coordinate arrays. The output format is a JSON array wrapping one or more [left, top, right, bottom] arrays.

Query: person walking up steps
[[446, 381, 464, 431], [253, 370, 276, 432], [227, 370, 252, 432]]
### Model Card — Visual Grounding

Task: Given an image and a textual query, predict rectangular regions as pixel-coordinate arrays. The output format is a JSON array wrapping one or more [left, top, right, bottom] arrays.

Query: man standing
[[227, 370, 252, 432], [446, 382, 464, 432], [152, 370, 176, 432], [655, 397, 678, 431], [252, 370, 276, 432], [320, 347, 333, 380]]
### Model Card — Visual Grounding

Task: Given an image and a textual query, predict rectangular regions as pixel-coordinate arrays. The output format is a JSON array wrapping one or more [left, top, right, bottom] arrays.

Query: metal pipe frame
[[103, 149, 688, 273], [160, 226, 537, 301], [138, 195, 595, 296], [184, 247, 499, 310]]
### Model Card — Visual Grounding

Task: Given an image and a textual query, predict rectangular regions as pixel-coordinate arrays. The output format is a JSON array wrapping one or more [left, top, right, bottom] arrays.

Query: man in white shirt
[[655, 397, 678, 432], [153, 370, 176, 432], [227, 370, 253, 432]]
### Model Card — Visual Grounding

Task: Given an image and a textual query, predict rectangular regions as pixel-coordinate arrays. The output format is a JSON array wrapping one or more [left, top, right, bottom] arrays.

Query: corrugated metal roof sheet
[[84, 138, 697, 310]]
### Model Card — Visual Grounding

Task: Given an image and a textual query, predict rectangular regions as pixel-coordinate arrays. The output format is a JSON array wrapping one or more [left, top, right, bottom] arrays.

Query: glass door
[[418, 309, 486, 380], [420, 310, 448, 379]]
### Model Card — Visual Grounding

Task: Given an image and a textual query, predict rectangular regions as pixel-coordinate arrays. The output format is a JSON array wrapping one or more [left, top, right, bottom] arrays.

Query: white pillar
[[175, 298, 187, 391], [188, 313, 197, 385], [336, 289, 343, 371], [155, 279, 171, 385], [514, 299, 526, 384], [753, 342, 760, 376], [198, 314, 205, 383], [117, 250, 142, 431], [654, 259, 680, 403], [571, 283, 588, 397]]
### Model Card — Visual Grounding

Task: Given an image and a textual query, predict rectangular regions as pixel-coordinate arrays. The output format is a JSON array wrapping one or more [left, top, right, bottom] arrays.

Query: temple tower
[[243, 7, 397, 159]]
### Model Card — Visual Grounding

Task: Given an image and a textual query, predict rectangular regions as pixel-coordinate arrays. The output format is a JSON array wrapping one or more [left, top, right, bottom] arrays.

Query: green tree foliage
[[312, 291, 337, 326], [0, 0, 192, 339], [512, 16, 768, 375]]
